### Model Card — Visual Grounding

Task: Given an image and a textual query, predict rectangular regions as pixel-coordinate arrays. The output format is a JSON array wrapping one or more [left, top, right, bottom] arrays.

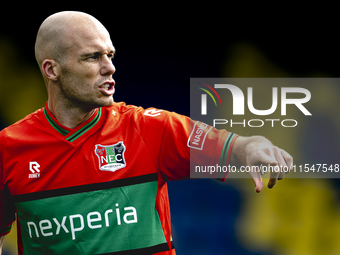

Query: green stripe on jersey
[[216, 133, 235, 179], [44, 108, 70, 136], [15, 178, 168, 254], [219, 133, 235, 167], [44, 107, 102, 143], [66, 108, 102, 143]]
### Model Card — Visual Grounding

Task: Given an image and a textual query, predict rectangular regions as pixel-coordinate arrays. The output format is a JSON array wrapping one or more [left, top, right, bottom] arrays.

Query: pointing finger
[[268, 163, 280, 189], [248, 168, 263, 193]]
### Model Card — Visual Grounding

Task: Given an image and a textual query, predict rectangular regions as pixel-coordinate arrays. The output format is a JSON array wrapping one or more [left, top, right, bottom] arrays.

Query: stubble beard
[[59, 66, 114, 111]]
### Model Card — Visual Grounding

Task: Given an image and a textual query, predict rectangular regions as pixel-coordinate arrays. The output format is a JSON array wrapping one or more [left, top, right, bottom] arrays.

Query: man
[[0, 11, 292, 255]]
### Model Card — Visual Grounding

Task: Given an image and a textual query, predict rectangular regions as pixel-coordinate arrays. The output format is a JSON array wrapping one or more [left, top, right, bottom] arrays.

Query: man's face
[[58, 26, 116, 110]]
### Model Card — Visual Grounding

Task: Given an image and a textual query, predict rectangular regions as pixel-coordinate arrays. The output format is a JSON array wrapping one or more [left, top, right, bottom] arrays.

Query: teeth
[[102, 84, 110, 90]]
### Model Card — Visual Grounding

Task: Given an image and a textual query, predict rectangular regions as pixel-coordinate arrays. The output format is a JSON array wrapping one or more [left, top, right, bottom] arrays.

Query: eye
[[84, 53, 101, 61], [89, 55, 100, 60], [107, 53, 114, 60]]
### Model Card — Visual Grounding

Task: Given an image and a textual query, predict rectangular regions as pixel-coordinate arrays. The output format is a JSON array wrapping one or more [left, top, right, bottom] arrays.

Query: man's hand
[[230, 136, 293, 193]]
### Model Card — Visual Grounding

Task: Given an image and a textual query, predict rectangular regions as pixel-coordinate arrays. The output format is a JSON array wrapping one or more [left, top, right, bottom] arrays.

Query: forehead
[[64, 24, 115, 56]]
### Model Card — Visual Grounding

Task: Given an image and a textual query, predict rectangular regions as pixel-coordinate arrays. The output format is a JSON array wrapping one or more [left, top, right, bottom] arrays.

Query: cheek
[[77, 65, 101, 88], [61, 65, 97, 91], [60, 70, 83, 96]]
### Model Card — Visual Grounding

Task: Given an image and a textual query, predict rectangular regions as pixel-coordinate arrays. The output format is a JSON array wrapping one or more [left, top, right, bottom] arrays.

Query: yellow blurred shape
[[3, 223, 17, 255], [235, 179, 340, 255], [0, 38, 46, 126], [223, 43, 340, 255]]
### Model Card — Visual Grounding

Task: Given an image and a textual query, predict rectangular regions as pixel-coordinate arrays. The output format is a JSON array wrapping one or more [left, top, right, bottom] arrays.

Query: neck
[[47, 100, 97, 129]]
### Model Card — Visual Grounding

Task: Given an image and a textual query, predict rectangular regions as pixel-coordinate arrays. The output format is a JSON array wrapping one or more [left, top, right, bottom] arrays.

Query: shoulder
[[0, 108, 44, 142], [105, 101, 189, 134], [105, 102, 172, 123]]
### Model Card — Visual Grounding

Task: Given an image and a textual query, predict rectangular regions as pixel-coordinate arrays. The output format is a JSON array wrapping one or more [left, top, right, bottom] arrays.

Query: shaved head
[[35, 11, 110, 68], [34, 11, 116, 121]]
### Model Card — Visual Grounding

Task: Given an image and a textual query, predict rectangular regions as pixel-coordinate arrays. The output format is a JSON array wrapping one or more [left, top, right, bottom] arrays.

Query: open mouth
[[99, 81, 115, 96]]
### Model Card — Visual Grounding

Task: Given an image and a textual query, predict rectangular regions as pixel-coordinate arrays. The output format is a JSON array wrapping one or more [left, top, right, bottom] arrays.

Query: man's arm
[[230, 136, 293, 193]]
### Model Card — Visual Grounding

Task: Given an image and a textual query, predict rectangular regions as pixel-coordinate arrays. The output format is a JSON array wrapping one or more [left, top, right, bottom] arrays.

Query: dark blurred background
[[1, 5, 340, 255]]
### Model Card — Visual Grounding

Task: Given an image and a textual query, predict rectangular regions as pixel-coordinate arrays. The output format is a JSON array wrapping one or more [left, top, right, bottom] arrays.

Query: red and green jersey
[[0, 102, 237, 255]]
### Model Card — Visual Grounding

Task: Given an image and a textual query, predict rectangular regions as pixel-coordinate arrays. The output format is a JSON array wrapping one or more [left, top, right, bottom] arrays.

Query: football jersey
[[0, 102, 238, 255]]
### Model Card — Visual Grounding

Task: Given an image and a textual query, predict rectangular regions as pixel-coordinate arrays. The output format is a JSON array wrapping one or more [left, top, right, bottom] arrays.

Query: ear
[[42, 59, 60, 81]]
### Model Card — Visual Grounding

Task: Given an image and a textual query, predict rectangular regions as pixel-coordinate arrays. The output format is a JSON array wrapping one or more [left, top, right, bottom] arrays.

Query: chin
[[83, 98, 114, 110], [98, 97, 114, 107]]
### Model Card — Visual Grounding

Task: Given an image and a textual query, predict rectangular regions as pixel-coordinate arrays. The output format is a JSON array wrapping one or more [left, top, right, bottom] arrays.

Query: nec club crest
[[94, 142, 127, 172]]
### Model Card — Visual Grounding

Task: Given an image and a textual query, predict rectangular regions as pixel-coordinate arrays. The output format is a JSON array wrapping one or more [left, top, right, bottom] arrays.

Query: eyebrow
[[80, 49, 116, 59]]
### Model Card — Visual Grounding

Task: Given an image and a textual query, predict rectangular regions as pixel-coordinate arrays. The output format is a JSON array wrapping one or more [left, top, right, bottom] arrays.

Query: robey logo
[[144, 109, 163, 117], [29, 161, 40, 178], [199, 84, 312, 128]]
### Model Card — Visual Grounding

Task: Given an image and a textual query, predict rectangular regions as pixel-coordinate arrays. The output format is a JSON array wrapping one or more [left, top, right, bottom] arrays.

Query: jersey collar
[[43, 103, 103, 143]]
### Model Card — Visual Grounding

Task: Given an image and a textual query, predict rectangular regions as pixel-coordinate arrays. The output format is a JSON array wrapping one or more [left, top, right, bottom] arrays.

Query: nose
[[101, 56, 116, 77]]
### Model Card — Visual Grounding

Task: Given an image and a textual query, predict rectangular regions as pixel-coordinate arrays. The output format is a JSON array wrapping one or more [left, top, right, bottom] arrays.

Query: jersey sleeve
[[0, 137, 16, 236], [158, 113, 238, 181], [132, 107, 238, 181]]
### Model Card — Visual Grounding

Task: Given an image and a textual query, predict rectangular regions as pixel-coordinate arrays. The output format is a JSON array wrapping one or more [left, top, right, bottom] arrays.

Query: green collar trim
[[44, 106, 102, 143]]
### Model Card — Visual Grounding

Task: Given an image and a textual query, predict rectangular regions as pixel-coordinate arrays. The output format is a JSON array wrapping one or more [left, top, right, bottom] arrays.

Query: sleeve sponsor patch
[[187, 121, 213, 150]]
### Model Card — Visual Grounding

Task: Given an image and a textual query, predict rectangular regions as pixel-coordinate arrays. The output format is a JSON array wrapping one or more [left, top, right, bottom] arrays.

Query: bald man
[[35, 11, 116, 127], [0, 11, 292, 255]]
